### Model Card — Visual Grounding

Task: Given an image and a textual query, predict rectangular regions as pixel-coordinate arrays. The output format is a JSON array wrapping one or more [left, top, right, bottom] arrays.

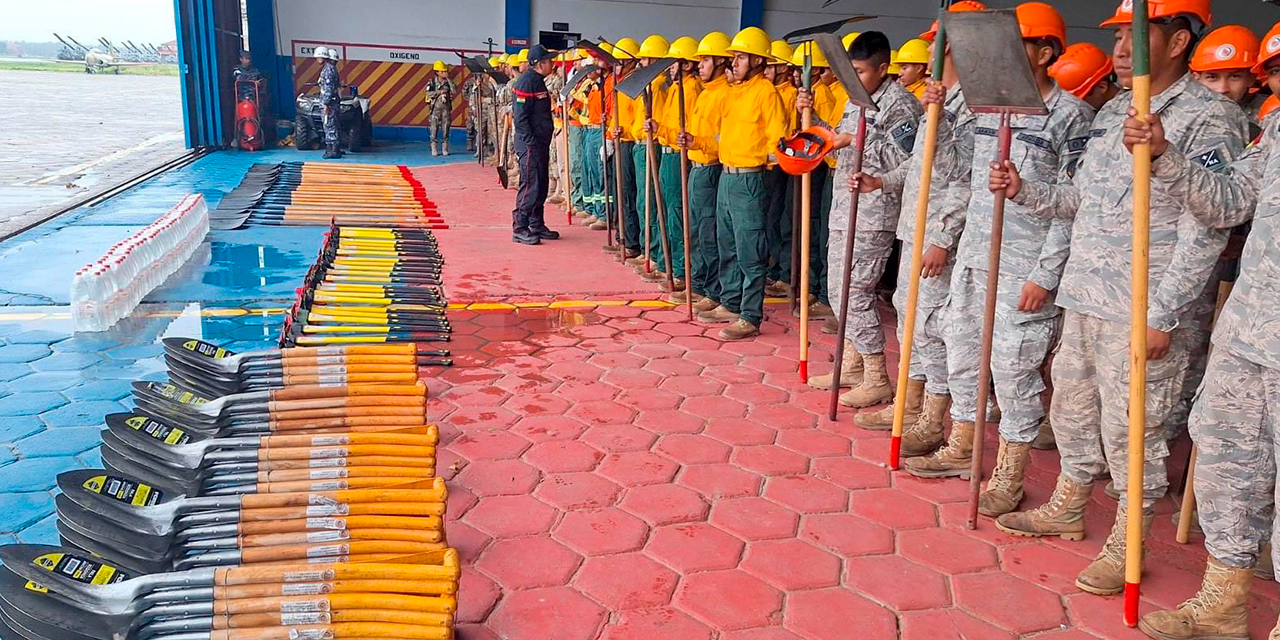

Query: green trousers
[[582, 127, 605, 218], [690, 164, 721, 302], [764, 166, 791, 282], [716, 171, 767, 326], [814, 166, 833, 304], [618, 141, 639, 251], [569, 126, 585, 212], [659, 151, 684, 279]]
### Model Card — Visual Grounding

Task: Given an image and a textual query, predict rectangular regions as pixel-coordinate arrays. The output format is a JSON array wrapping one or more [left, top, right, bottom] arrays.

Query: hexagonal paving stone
[[660, 376, 726, 398], [475, 535, 582, 590], [598, 452, 679, 487], [575, 553, 679, 610], [629, 343, 687, 359], [723, 382, 789, 404], [449, 430, 532, 461], [799, 513, 896, 557], [522, 441, 604, 473], [784, 588, 899, 640], [104, 343, 164, 359], [502, 393, 571, 416], [589, 352, 647, 369], [645, 358, 704, 377], [676, 570, 783, 631], [998, 541, 1094, 595], [682, 396, 748, 419], [28, 352, 101, 372], [557, 380, 622, 403], [620, 483, 709, 526], [763, 475, 848, 514], [39, 400, 126, 428], [0, 344, 51, 365], [62, 379, 133, 402], [849, 487, 939, 530], [654, 434, 731, 464], [14, 427, 101, 457], [811, 457, 892, 490], [454, 459, 541, 497], [554, 507, 649, 556], [5, 330, 68, 346], [445, 487, 480, 519], [50, 335, 120, 353], [443, 521, 490, 563], [952, 571, 1067, 634], [0, 456, 83, 492], [747, 403, 817, 430], [493, 371, 561, 394], [16, 513, 58, 544], [846, 555, 952, 611], [720, 627, 806, 640], [0, 417, 43, 442], [444, 406, 520, 430], [645, 522, 745, 573], [741, 539, 842, 591], [898, 608, 1018, 640], [898, 527, 1000, 575], [616, 388, 683, 411], [704, 418, 777, 446], [0, 392, 68, 417], [634, 409, 705, 435], [580, 425, 657, 453], [710, 497, 799, 541], [510, 415, 589, 442], [566, 400, 636, 425], [600, 607, 714, 640], [732, 445, 810, 477], [463, 495, 558, 537], [0, 492, 56, 534], [775, 429, 850, 457], [6, 372, 83, 393], [534, 472, 621, 510], [677, 463, 762, 499], [602, 367, 663, 389], [544, 361, 606, 382], [455, 570, 502, 623]]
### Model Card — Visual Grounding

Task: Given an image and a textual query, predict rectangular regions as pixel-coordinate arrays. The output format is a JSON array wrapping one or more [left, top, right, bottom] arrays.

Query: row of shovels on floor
[[209, 162, 447, 230], [279, 225, 451, 350], [0, 339, 460, 640]]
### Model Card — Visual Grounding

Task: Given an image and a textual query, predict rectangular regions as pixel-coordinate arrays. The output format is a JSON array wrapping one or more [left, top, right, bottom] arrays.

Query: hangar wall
[[274, 0, 505, 59], [528, 0, 741, 44]]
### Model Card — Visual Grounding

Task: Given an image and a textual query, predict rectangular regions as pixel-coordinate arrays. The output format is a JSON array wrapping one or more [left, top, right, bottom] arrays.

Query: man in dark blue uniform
[[511, 44, 560, 245]]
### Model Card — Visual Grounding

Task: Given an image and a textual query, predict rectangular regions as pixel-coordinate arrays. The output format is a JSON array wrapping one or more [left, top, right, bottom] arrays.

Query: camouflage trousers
[[891, 243, 954, 396], [428, 106, 451, 145], [1051, 310, 1190, 508], [944, 267, 1058, 443], [322, 103, 339, 146], [1166, 276, 1227, 440], [826, 229, 894, 355], [548, 128, 564, 201], [1190, 345, 1280, 569]]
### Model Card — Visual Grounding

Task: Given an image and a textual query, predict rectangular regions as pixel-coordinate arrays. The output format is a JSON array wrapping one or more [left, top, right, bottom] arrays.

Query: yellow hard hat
[[769, 40, 794, 65], [497, 54, 509, 65], [489, 56, 501, 67], [614, 37, 641, 60], [897, 38, 930, 65], [639, 34, 670, 58], [433, 60, 447, 71], [841, 32, 862, 50], [517, 48, 529, 64], [599, 42, 616, 56], [696, 31, 732, 58], [727, 26, 772, 59], [887, 49, 902, 74], [791, 41, 829, 68], [668, 36, 699, 61]]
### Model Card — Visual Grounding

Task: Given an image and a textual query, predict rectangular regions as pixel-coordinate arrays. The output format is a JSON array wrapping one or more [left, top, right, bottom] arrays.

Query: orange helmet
[[920, 1, 988, 43], [1255, 22, 1280, 74], [776, 127, 835, 176], [1016, 2, 1067, 52], [1100, 0, 1210, 30], [1260, 94, 1280, 122], [1050, 43, 1115, 98], [1191, 25, 1260, 72]]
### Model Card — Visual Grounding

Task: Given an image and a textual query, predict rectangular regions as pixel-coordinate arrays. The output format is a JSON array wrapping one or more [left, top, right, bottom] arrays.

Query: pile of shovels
[[280, 224, 451, 349], [209, 162, 448, 231]]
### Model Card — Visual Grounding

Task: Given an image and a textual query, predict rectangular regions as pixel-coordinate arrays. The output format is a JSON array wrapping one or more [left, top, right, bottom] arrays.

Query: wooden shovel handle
[[212, 622, 451, 639], [259, 445, 434, 461], [268, 412, 425, 429], [217, 559, 459, 585], [270, 383, 425, 401], [238, 502, 447, 521], [262, 432, 436, 448], [239, 540, 445, 563], [283, 344, 417, 358], [281, 372, 419, 385], [238, 481, 445, 508], [241, 526, 442, 548], [236, 514, 442, 536], [257, 455, 435, 471], [254, 477, 432, 494], [269, 395, 426, 414], [281, 356, 419, 372], [215, 592, 456, 615], [212, 581, 458, 600], [258, 466, 435, 483], [219, 609, 452, 629]]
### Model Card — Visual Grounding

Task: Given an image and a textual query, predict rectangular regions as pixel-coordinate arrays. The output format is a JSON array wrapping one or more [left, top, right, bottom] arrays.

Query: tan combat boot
[[668, 288, 700, 304], [1075, 505, 1154, 595], [1137, 557, 1251, 640], [692, 297, 719, 313], [807, 341, 863, 391], [697, 305, 739, 324], [899, 392, 951, 457], [1031, 416, 1056, 450], [977, 438, 1032, 517], [839, 353, 894, 408], [808, 301, 835, 319], [995, 475, 1092, 540], [904, 416, 971, 477], [641, 269, 667, 282], [662, 277, 686, 293], [855, 377, 925, 431], [589, 219, 608, 230], [719, 318, 760, 341]]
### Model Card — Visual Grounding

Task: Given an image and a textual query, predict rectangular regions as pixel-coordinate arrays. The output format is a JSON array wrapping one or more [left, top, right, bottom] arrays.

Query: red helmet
[[920, 1, 988, 43], [776, 127, 835, 176], [1050, 43, 1115, 98]]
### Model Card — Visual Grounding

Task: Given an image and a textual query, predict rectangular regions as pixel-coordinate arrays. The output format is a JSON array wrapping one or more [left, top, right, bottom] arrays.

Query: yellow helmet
[[639, 34, 670, 58], [727, 26, 772, 59], [897, 38, 930, 65], [432, 60, 447, 71], [668, 36, 699, 61], [696, 31, 732, 58], [517, 48, 529, 64], [887, 49, 902, 75], [489, 56, 501, 68], [497, 54, 509, 65], [841, 32, 862, 50], [791, 41, 829, 68], [614, 37, 641, 60], [769, 39, 794, 65]]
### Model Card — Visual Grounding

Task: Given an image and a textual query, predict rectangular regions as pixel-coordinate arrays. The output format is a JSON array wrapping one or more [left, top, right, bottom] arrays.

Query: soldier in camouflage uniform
[[317, 47, 343, 159], [544, 61, 566, 204], [425, 61, 456, 156], [990, 0, 1251, 602], [1138, 22, 1280, 640], [801, 32, 923, 414], [912, 4, 1095, 516]]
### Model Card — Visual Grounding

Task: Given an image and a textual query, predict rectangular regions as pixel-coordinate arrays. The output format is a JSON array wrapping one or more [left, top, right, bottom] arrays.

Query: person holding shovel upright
[[987, 0, 1251, 602], [797, 31, 922, 412], [653, 36, 703, 301]]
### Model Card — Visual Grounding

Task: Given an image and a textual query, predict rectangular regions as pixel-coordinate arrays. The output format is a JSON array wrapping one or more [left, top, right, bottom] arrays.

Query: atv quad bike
[[294, 83, 373, 151]]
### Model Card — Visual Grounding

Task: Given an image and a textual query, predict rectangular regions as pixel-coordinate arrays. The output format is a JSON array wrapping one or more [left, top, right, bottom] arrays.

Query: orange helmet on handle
[[1191, 25, 1261, 72], [1050, 42, 1115, 98], [1254, 21, 1280, 74], [1100, 0, 1211, 30], [920, 1, 988, 43], [1016, 2, 1067, 53], [1259, 94, 1280, 122], [776, 127, 835, 176]]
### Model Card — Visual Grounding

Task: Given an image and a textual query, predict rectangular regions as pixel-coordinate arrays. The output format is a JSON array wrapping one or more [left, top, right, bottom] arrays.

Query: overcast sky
[[1, 0, 176, 43]]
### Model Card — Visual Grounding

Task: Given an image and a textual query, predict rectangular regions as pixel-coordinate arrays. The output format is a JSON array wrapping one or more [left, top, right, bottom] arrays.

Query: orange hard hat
[[1255, 21, 1280, 74], [1191, 25, 1261, 72], [776, 127, 835, 176], [1260, 94, 1280, 121], [1050, 42, 1115, 99], [1016, 2, 1067, 52], [920, 1, 988, 43], [1100, 0, 1211, 30]]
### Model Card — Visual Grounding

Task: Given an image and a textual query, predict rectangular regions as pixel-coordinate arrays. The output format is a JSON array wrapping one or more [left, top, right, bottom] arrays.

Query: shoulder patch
[[1067, 137, 1089, 153], [1194, 148, 1228, 173], [1089, 128, 1106, 138], [975, 126, 998, 137], [1016, 133, 1053, 152], [891, 121, 917, 152], [943, 109, 957, 124]]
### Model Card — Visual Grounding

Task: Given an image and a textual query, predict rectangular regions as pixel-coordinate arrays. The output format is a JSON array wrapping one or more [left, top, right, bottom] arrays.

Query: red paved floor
[[416, 163, 1280, 639]]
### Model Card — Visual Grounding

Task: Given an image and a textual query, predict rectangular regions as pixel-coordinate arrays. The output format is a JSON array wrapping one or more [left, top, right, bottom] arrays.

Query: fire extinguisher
[[235, 78, 264, 151]]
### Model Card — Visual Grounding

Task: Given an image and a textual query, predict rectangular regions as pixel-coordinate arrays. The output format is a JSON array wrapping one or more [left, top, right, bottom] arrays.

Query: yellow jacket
[[609, 90, 637, 141], [657, 74, 702, 149], [629, 75, 668, 141], [904, 78, 927, 99], [823, 82, 848, 166], [567, 81, 590, 127], [687, 74, 730, 165], [775, 81, 798, 133], [692, 73, 789, 169]]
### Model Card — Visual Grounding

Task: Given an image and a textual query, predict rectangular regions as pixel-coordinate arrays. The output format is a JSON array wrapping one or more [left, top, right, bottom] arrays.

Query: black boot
[[512, 230, 541, 245], [323, 144, 343, 159]]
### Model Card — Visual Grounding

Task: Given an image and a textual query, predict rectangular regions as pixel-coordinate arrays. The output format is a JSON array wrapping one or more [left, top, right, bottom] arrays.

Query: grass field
[[0, 60, 179, 76]]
